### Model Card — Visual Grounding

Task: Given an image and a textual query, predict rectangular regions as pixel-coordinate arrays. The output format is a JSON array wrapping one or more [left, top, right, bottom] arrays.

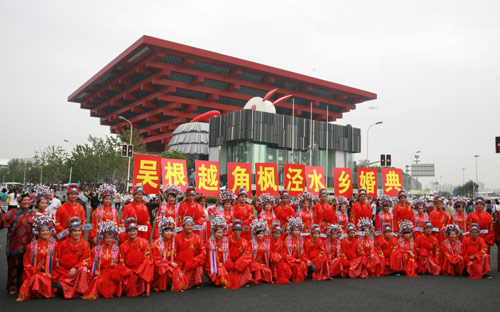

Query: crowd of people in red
[[0, 183, 497, 301]]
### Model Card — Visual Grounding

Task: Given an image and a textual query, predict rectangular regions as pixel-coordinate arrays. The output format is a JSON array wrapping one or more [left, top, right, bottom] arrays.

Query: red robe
[[151, 237, 186, 291], [413, 212, 429, 239], [174, 232, 205, 290], [226, 236, 253, 289], [359, 236, 384, 277], [374, 211, 394, 237], [283, 235, 308, 283], [376, 235, 398, 275], [467, 211, 494, 246], [320, 208, 339, 233], [152, 203, 177, 240], [336, 212, 349, 234], [415, 234, 441, 275], [350, 202, 372, 227], [55, 202, 86, 236], [324, 237, 347, 277], [53, 237, 92, 299], [449, 213, 468, 239], [270, 236, 289, 284], [312, 202, 329, 225], [232, 203, 255, 241], [258, 209, 276, 230], [440, 239, 464, 276], [390, 238, 418, 277], [1, 208, 36, 255], [304, 237, 329, 280], [429, 209, 449, 242], [461, 236, 490, 279], [120, 201, 152, 243], [88, 205, 118, 244], [83, 243, 123, 299], [393, 204, 415, 227], [119, 237, 154, 297], [204, 237, 230, 288], [297, 208, 313, 233], [177, 201, 205, 227], [17, 237, 57, 301], [276, 205, 296, 229], [341, 237, 365, 278], [249, 238, 273, 284]]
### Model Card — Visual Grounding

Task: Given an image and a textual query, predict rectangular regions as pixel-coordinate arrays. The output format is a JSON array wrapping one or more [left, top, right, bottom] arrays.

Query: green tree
[[454, 180, 478, 198], [35, 146, 69, 185]]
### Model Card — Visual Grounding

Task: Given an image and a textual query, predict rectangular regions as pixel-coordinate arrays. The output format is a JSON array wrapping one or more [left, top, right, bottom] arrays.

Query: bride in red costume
[[89, 184, 119, 246], [336, 197, 350, 234], [275, 190, 296, 230], [17, 213, 57, 301], [53, 217, 92, 299], [282, 217, 308, 283], [304, 224, 329, 280], [391, 219, 418, 277], [153, 185, 182, 240], [461, 223, 491, 279], [83, 221, 124, 299], [269, 221, 289, 284], [324, 224, 347, 278], [151, 216, 186, 292], [341, 223, 364, 278], [440, 224, 465, 276], [226, 219, 253, 289], [119, 218, 154, 297], [375, 222, 398, 275], [119, 186, 151, 244], [374, 196, 394, 238], [356, 218, 384, 278], [174, 216, 206, 290], [257, 193, 277, 231], [207, 190, 236, 237], [296, 191, 315, 234], [249, 220, 273, 284], [204, 216, 231, 288], [232, 188, 255, 241], [415, 220, 441, 275], [413, 199, 429, 239]]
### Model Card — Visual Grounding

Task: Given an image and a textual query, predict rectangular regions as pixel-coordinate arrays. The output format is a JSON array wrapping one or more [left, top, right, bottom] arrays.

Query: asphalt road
[[1, 217, 500, 311]]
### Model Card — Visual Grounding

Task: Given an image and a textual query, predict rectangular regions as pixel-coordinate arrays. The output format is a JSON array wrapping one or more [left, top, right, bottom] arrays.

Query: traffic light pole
[[120, 116, 133, 192]]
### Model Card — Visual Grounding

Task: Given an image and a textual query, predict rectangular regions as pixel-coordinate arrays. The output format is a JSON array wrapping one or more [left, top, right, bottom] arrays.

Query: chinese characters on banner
[[284, 164, 306, 197], [333, 168, 353, 198], [255, 163, 279, 196], [382, 168, 403, 197], [195, 160, 220, 197], [305, 166, 326, 195], [227, 162, 252, 193], [357, 168, 378, 198], [161, 158, 188, 192], [132, 154, 161, 194]]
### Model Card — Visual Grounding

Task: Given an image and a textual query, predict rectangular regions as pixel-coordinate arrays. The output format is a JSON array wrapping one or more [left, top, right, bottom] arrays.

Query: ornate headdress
[[337, 196, 349, 207], [125, 217, 139, 231], [357, 217, 373, 231], [398, 219, 414, 234], [298, 191, 314, 206], [158, 216, 176, 233], [251, 219, 268, 234], [68, 216, 83, 231], [346, 223, 357, 233], [326, 224, 342, 237], [32, 212, 55, 235], [98, 221, 119, 239], [379, 195, 392, 207], [258, 193, 275, 207], [67, 183, 80, 194], [210, 216, 227, 233], [162, 184, 183, 197], [97, 183, 116, 201], [271, 221, 283, 233], [287, 217, 304, 232], [32, 185, 51, 205], [220, 189, 237, 204], [444, 224, 461, 237]]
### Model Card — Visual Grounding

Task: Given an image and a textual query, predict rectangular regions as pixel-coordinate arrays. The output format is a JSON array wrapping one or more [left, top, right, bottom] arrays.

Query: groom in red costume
[[55, 184, 86, 238], [174, 216, 205, 290], [120, 186, 151, 244], [350, 189, 372, 227]]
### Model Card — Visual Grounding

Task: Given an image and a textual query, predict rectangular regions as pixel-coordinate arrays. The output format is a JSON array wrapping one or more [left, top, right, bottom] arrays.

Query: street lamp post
[[64, 139, 74, 184], [119, 116, 133, 191], [366, 121, 383, 163], [409, 151, 421, 191], [474, 155, 479, 197], [461, 168, 465, 186]]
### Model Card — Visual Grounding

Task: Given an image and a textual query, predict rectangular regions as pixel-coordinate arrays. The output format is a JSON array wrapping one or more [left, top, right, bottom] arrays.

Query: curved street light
[[366, 121, 383, 163]]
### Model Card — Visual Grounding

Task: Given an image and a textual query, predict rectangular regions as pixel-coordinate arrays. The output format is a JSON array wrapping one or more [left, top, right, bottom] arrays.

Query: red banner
[[227, 162, 252, 193], [195, 160, 220, 197], [357, 168, 378, 198], [284, 164, 306, 197], [333, 168, 353, 198], [133, 154, 161, 194], [382, 168, 403, 197], [305, 166, 326, 195], [161, 158, 188, 192], [255, 163, 279, 196]]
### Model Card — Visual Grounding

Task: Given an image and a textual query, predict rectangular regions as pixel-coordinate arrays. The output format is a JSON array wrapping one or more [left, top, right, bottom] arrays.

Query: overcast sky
[[1, 0, 499, 188]]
